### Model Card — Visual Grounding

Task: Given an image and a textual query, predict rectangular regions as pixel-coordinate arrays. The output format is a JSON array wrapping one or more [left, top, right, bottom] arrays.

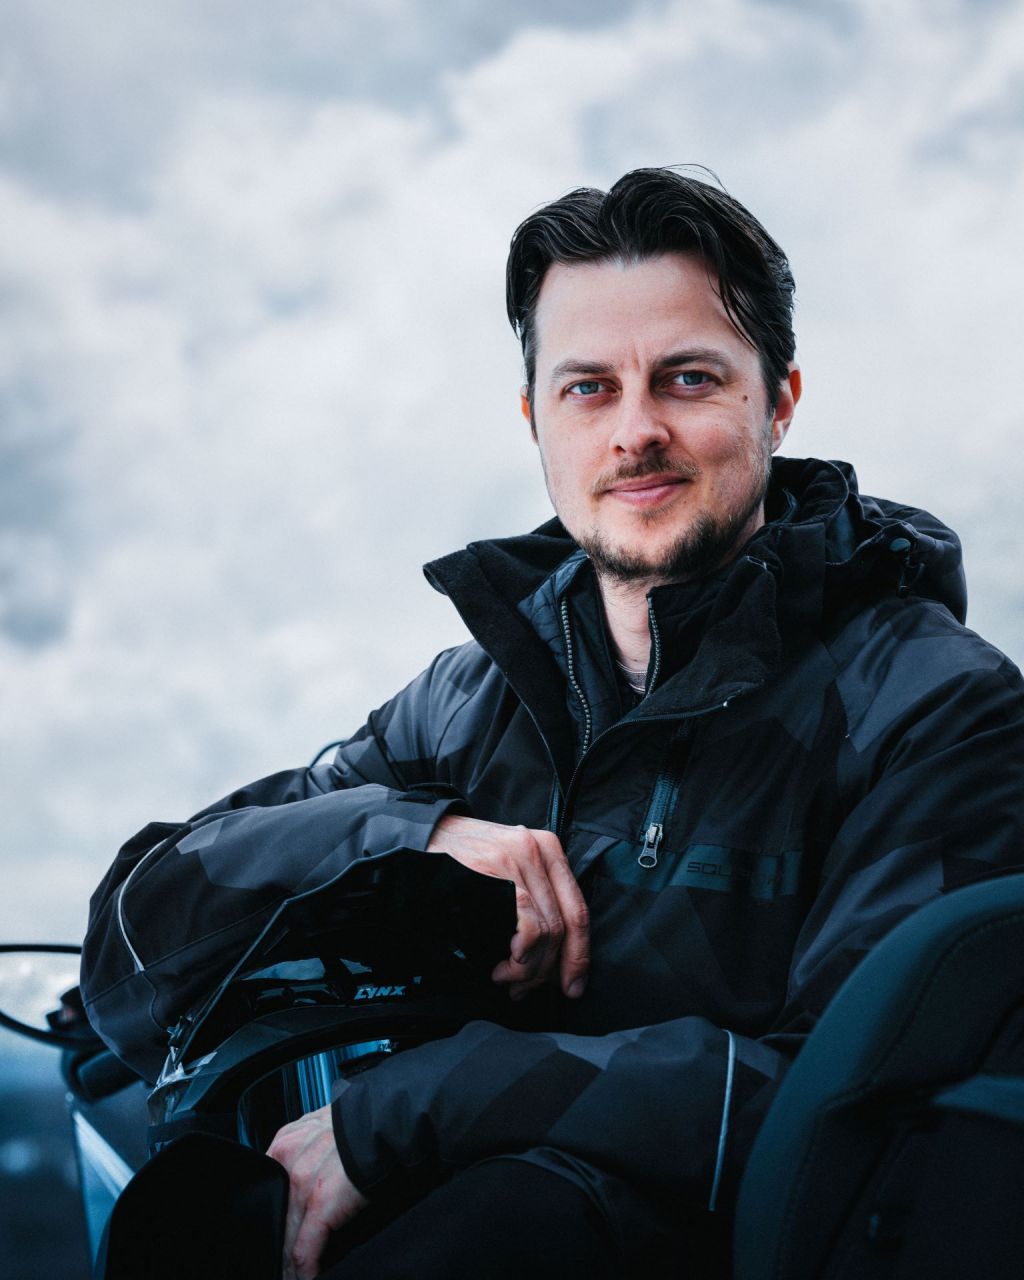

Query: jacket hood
[[767, 457, 965, 624], [424, 458, 967, 782]]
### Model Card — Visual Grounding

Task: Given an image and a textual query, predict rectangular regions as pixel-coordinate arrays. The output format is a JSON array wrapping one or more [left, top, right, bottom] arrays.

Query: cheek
[[548, 463, 586, 512], [690, 423, 770, 500], [697, 413, 769, 462], [541, 435, 594, 490], [688, 422, 750, 469]]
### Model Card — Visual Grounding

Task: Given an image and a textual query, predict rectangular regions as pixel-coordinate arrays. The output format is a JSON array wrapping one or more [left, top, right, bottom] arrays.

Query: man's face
[[526, 252, 799, 586]]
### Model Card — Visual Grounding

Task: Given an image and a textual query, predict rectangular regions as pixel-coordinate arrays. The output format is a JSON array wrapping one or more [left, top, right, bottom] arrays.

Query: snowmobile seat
[[733, 868, 1024, 1279]]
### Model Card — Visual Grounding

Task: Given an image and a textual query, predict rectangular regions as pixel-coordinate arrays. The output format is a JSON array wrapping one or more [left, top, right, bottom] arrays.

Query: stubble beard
[[576, 446, 773, 586]]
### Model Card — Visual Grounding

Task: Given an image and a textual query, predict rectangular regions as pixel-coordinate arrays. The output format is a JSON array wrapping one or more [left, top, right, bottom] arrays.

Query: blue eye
[[674, 370, 710, 387], [569, 381, 604, 396]]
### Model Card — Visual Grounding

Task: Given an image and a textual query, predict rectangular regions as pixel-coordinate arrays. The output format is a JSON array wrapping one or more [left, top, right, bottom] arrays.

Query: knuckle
[[268, 1136, 292, 1164], [515, 827, 540, 854], [569, 902, 590, 931], [535, 828, 565, 856]]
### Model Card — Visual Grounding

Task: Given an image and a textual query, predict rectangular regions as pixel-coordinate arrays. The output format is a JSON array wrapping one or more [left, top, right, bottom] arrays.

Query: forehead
[[533, 252, 743, 369]]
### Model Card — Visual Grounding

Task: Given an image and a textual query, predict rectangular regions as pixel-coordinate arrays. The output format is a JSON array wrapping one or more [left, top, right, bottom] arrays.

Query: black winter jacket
[[81, 457, 1024, 1217]]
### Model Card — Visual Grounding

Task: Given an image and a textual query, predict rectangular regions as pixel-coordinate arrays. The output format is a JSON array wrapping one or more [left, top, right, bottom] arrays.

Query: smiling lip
[[603, 474, 691, 507]]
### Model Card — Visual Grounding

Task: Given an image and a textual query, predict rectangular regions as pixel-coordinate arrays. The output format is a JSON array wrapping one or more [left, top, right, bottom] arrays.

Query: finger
[[497, 863, 569, 992], [291, 1210, 331, 1280], [283, 1186, 305, 1280], [269, 1122, 317, 1270], [510, 842, 565, 976], [507, 882, 551, 972], [508, 976, 548, 1001], [534, 833, 591, 996], [292, 1147, 365, 1280], [491, 954, 551, 989]]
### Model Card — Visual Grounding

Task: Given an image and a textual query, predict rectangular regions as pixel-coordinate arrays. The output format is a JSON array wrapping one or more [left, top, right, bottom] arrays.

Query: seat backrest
[[733, 871, 1024, 1280]]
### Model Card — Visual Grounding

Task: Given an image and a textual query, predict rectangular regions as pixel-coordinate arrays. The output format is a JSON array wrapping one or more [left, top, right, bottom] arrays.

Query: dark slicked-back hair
[[506, 167, 796, 410]]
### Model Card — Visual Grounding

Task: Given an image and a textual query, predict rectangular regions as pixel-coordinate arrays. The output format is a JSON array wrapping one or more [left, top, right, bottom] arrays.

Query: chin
[[580, 508, 750, 584]]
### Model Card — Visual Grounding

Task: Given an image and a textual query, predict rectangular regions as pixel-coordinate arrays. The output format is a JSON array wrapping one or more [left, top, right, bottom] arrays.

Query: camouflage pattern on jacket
[[81, 456, 1024, 1218]]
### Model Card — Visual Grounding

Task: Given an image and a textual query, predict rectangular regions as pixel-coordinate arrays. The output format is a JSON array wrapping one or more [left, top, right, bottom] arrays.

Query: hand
[[267, 1103, 369, 1280], [427, 815, 590, 1000]]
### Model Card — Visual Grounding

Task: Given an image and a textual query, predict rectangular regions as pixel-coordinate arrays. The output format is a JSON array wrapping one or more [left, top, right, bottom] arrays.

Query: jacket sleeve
[[331, 656, 1024, 1214], [81, 649, 474, 1081]]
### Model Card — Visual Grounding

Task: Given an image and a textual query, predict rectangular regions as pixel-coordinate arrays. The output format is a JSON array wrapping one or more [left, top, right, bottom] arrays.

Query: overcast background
[[2, 0, 1023, 954]]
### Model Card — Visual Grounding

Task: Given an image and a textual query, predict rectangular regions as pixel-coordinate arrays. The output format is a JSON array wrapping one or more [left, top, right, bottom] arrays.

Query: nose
[[608, 385, 672, 456]]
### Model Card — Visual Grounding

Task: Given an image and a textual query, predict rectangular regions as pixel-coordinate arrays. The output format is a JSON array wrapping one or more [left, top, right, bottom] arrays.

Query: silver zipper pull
[[638, 822, 663, 868]]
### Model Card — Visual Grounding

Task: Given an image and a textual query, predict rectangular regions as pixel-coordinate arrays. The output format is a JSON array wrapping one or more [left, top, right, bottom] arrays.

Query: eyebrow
[[547, 359, 616, 385], [653, 347, 732, 374], [547, 347, 733, 386]]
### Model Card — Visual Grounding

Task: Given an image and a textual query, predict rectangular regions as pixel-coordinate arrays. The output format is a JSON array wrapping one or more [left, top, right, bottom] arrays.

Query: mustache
[[591, 454, 699, 496]]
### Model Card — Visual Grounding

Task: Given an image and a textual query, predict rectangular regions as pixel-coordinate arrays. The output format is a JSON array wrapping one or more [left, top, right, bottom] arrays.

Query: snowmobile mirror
[[0, 943, 86, 1046]]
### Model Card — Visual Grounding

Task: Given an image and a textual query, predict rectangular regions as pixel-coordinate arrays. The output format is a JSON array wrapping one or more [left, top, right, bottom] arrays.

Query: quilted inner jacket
[[81, 455, 1024, 1218]]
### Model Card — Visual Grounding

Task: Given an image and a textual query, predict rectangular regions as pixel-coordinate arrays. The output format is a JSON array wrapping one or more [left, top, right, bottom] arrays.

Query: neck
[[596, 574, 658, 674]]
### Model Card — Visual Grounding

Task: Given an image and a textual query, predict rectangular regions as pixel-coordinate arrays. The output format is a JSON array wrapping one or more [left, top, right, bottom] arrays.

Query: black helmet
[[147, 848, 517, 1155]]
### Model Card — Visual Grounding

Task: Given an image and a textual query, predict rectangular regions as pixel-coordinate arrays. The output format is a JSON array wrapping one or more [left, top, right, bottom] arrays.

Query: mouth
[[602, 473, 691, 508]]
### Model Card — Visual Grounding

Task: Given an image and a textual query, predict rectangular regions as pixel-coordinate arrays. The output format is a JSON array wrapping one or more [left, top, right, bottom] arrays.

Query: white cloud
[[1, 0, 1022, 941]]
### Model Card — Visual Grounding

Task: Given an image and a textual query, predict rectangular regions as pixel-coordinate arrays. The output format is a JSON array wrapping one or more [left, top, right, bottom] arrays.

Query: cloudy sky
[[2, 0, 1023, 944]]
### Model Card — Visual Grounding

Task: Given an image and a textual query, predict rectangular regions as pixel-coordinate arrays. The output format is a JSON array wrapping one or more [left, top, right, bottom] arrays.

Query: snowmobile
[[5, 860, 1024, 1279]]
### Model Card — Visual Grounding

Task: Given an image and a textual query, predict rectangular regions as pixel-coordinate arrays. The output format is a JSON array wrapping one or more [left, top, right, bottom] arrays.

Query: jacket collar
[[424, 458, 966, 782]]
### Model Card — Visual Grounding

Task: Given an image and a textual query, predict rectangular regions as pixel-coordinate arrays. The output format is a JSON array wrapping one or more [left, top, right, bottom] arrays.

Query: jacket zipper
[[547, 560, 773, 839], [559, 591, 665, 764], [635, 598, 669, 863], [636, 724, 689, 868], [557, 590, 676, 849], [638, 821, 664, 868], [547, 780, 562, 831], [644, 596, 662, 696], [554, 697, 738, 845], [560, 597, 593, 759]]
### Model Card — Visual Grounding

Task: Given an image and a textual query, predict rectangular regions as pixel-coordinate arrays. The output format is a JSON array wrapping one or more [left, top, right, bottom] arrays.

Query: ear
[[520, 388, 538, 441], [770, 363, 801, 452]]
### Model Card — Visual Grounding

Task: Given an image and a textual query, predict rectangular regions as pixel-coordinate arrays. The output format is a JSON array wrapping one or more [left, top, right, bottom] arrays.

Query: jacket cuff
[[331, 1088, 371, 1197], [397, 782, 472, 814], [363, 789, 469, 858], [332, 1078, 443, 1204]]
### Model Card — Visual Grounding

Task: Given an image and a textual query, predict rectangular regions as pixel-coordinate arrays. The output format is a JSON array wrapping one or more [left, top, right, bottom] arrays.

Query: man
[[82, 168, 1024, 1278]]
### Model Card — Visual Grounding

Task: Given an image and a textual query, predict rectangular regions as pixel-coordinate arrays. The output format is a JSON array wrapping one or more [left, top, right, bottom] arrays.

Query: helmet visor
[[236, 1038, 398, 1151]]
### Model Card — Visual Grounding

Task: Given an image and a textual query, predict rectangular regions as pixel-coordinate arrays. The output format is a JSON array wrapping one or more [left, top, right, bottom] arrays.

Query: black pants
[[318, 1155, 724, 1279]]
